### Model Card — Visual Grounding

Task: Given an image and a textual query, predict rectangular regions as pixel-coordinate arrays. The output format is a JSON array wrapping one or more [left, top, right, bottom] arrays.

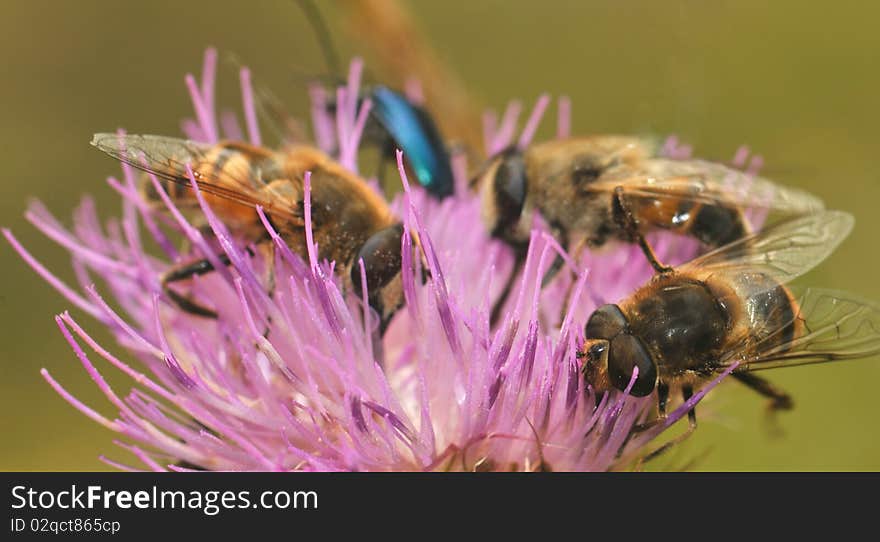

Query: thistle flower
[[4, 49, 735, 471]]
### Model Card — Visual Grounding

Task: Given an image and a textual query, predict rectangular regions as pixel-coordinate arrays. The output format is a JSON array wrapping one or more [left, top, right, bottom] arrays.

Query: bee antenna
[[293, 0, 342, 77]]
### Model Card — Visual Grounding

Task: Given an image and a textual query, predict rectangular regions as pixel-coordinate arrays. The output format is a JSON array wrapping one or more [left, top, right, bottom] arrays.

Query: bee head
[[582, 304, 658, 397], [580, 338, 612, 393]]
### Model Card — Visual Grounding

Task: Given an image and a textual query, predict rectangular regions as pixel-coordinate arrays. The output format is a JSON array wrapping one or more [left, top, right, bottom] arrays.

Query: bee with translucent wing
[[476, 136, 825, 271], [91, 133, 408, 331], [475, 135, 827, 323], [580, 210, 880, 435]]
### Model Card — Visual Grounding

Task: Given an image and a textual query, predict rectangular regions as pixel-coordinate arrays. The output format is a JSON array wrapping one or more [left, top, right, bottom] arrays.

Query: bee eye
[[608, 334, 657, 397], [351, 224, 404, 299], [490, 149, 528, 237], [585, 304, 628, 339], [572, 165, 602, 185]]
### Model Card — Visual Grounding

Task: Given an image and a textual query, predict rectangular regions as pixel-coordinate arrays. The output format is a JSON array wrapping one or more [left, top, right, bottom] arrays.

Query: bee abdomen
[[738, 273, 800, 353], [690, 204, 749, 247], [140, 176, 188, 204]]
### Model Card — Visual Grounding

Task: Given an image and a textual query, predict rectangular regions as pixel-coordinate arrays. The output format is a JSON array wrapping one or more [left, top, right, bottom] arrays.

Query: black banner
[[1, 472, 873, 538]]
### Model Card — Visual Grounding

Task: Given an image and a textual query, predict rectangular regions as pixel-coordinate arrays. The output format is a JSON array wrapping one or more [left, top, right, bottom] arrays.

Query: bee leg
[[541, 255, 566, 288], [612, 186, 673, 274], [657, 381, 671, 419], [490, 246, 527, 327], [619, 382, 677, 461], [631, 380, 670, 433], [161, 255, 231, 318], [731, 372, 794, 412], [255, 241, 277, 338], [638, 385, 698, 464], [682, 385, 698, 429], [257, 241, 276, 300], [732, 372, 793, 437]]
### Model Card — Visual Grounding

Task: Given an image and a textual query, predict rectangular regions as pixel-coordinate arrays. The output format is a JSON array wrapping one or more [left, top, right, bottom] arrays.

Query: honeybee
[[475, 136, 825, 272], [580, 209, 880, 430], [91, 133, 408, 330]]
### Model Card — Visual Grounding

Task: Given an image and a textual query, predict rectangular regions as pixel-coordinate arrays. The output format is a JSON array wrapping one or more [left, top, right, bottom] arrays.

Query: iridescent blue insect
[[363, 86, 454, 198], [296, 0, 455, 199]]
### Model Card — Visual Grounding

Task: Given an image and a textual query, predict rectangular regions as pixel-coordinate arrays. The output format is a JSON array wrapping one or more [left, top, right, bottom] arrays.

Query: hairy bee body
[[476, 135, 819, 261], [93, 134, 407, 327], [580, 210, 880, 420], [478, 136, 651, 245], [613, 269, 800, 391]]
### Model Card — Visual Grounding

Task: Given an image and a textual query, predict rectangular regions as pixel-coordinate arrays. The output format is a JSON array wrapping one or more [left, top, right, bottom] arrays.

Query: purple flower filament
[[3, 50, 733, 471]]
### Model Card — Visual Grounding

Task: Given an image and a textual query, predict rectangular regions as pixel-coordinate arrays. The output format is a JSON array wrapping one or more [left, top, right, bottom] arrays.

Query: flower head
[[4, 49, 733, 471]]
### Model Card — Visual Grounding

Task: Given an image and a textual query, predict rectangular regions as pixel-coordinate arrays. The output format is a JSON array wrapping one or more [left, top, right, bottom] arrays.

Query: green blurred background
[[1, 0, 878, 471]]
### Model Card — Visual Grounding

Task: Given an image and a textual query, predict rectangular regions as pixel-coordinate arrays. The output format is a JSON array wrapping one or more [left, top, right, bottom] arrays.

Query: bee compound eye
[[490, 149, 528, 236], [584, 304, 628, 340], [608, 334, 657, 397], [351, 224, 405, 299]]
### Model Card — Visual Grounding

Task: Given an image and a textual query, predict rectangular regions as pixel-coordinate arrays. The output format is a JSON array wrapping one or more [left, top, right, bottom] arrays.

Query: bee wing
[[588, 157, 824, 219], [91, 133, 304, 226], [721, 289, 880, 371], [677, 209, 854, 284]]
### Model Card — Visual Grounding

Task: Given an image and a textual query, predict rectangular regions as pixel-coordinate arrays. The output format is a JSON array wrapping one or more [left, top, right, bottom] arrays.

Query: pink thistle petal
[[747, 154, 764, 176], [185, 74, 217, 143], [105, 176, 180, 260], [517, 93, 551, 150], [220, 110, 244, 141], [181, 118, 205, 142], [239, 67, 261, 147], [302, 171, 319, 274], [482, 109, 499, 153], [199, 48, 218, 119], [113, 441, 167, 472], [13, 53, 740, 472], [99, 456, 141, 472], [556, 96, 571, 139], [732, 145, 750, 167], [404, 76, 425, 105], [309, 84, 336, 154], [41, 369, 120, 432], [489, 100, 523, 155], [3, 228, 101, 318]]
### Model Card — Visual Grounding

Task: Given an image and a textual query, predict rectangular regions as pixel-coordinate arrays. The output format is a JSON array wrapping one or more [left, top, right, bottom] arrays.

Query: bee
[[475, 136, 824, 265], [475, 136, 826, 322], [580, 209, 880, 430], [91, 133, 408, 331]]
